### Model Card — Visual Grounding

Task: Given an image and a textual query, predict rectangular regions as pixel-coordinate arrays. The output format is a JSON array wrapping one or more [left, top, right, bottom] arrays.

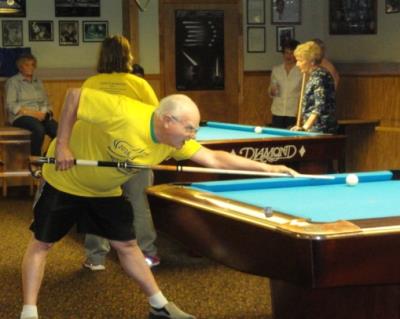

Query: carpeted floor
[[0, 190, 273, 319]]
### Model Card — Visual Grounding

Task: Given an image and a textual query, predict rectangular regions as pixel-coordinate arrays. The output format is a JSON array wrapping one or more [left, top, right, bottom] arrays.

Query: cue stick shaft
[[296, 73, 307, 127], [31, 156, 334, 180]]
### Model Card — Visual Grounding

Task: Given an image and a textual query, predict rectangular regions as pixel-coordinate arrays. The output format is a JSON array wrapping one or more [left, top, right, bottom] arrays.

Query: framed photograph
[[29, 20, 54, 42], [247, 27, 265, 53], [329, 0, 377, 35], [55, 0, 100, 17], [276, 26, 295, 52], [59, 20, 79, 46], [385, 0, 400, 13], [247, 0, 265, 24], [271, 0, 301, 24], [2, 20, 23, 47], [82, 21, 108, 42], [0, 0, 26, 17]]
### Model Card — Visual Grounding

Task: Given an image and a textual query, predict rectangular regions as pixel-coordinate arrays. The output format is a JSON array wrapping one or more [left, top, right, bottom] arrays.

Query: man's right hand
[[54, 143, 75, 171]]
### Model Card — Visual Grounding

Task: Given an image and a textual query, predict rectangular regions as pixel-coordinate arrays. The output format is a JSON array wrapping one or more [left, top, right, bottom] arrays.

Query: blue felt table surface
[[196, 121, 319, 141], [191, 171, 399, 222]]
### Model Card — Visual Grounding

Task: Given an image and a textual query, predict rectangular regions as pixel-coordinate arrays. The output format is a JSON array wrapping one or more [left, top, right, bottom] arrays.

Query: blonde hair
[[294, 41, 322, 65]]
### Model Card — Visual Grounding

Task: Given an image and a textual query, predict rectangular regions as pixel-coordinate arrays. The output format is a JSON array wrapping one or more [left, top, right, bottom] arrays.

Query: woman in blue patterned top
[[291, 41, 337, 133]]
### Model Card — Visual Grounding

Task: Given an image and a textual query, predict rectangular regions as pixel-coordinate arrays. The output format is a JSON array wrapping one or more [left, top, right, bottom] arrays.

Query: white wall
[[0, 0, 123, 69], [1, 1, 400, 72], [324, 1, 400, 63], [243, 0, 325, 70], [138, 0, 160, 74]]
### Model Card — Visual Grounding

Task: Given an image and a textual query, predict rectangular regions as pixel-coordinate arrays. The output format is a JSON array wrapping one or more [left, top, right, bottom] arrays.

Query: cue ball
[[254, 126, 262, 134], [346, 174, 359, 186]]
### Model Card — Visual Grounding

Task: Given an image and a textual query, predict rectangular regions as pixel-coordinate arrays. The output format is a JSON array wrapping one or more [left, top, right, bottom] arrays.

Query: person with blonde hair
[[312, 38, 340, 89], [291, 41, 337, 134]]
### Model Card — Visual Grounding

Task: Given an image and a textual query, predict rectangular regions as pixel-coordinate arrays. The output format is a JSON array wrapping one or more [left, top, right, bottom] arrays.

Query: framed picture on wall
[[59, 20, 79, 46], [271, 0, 301, 24], [175, 10, 225, 91], [29, 20, 54, 41], [247, 0, 265, 24], [329, 0, 377, 34], [0, 0, 26, 17], [2, 20, 23, 47], [385, 0, 400, 13], [276, 26, 295, 52], [82, 21, 108, 42], [247, 26, 265, 53], [55, 0, 100, 17]]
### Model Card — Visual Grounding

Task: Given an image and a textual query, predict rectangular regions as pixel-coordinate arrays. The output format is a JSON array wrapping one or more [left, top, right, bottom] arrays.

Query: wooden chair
[[0, 87, 36, 196]]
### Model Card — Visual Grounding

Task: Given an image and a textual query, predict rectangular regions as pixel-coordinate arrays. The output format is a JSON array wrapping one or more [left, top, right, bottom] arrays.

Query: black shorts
[[31, 182, 135, 243]]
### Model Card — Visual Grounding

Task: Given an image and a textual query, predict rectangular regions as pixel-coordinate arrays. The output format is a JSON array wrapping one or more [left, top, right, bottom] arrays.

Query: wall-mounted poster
[[0, 0, 26, 17], [276, 26, 295, 52], [59, 20, 79, 45], [55, 0, 100, 17], [271, 0, 301, 24], [175, 10, 224, 91], [247, 27, 265, 53], [2, 20, 23, 47], [29, 21, 54, 41], [82, 21, 108, 42], [386, 0, 400, 13], [329, 0, 377, 34]]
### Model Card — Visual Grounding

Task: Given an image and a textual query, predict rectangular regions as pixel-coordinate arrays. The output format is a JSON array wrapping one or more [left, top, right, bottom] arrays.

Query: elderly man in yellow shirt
[[19, 88, 297, 319]]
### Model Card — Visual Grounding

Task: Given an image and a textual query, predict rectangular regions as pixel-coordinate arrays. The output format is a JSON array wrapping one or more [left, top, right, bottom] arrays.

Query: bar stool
[[0, 127, 34, 196]]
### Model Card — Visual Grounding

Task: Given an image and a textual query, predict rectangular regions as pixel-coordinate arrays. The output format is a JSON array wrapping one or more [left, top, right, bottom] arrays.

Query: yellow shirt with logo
[[82, 72, 158, 105], [43, 88, 201, 197]]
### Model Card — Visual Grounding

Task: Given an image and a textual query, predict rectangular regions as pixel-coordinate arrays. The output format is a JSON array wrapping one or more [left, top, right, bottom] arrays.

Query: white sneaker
[[149, 302, 196, 319], [83, 262, 106, 271], [145, 255, 161, 268]]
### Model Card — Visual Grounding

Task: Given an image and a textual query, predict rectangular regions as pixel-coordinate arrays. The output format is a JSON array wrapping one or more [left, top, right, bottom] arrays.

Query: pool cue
[[31, 157, 335, 180], [296, 73, 307, 127]]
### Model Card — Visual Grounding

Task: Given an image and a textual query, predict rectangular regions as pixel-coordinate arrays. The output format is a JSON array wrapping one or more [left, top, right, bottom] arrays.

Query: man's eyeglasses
[[169, 115, 199, 134]]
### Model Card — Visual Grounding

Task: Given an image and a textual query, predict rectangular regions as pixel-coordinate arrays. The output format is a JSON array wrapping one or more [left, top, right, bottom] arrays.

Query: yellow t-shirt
[[82, 72, 159, 105], [43, 88, 201, 197]]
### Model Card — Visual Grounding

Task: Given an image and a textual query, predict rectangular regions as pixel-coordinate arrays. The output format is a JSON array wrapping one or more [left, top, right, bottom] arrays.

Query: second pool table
[[155, 121, 345, 184], [147, 170, 400, 319]]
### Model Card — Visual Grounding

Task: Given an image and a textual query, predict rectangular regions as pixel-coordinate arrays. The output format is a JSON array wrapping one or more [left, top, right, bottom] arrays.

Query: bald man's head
[[154, 94, 201, 149], [156, 94, 200, 120]]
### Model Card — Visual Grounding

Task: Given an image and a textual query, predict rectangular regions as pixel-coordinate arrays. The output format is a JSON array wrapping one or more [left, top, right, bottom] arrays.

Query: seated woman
[[291, 41, 337, 134], [5, 53, 58, 155]]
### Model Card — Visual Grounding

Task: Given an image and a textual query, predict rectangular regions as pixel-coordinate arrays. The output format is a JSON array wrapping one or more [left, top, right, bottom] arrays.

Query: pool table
[[155, 121, 345, 184], [147, 171, 400, 319]]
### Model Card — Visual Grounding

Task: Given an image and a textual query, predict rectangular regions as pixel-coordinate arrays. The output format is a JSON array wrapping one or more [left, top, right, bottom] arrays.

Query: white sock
[[21, 305, 38, 319], [148, 291, 168, 309]]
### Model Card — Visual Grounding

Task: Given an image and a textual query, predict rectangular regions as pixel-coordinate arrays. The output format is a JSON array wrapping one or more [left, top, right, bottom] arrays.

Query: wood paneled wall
[[240, 71, 272, 125], [242, 71, 400, 172], [1, 71, 399, 173], [0, 76, 160, 125]]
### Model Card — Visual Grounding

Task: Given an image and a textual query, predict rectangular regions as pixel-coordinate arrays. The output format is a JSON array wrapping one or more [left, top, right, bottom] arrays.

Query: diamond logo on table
[[231, 145, 300, 163], [299, 146, 306, 158]]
